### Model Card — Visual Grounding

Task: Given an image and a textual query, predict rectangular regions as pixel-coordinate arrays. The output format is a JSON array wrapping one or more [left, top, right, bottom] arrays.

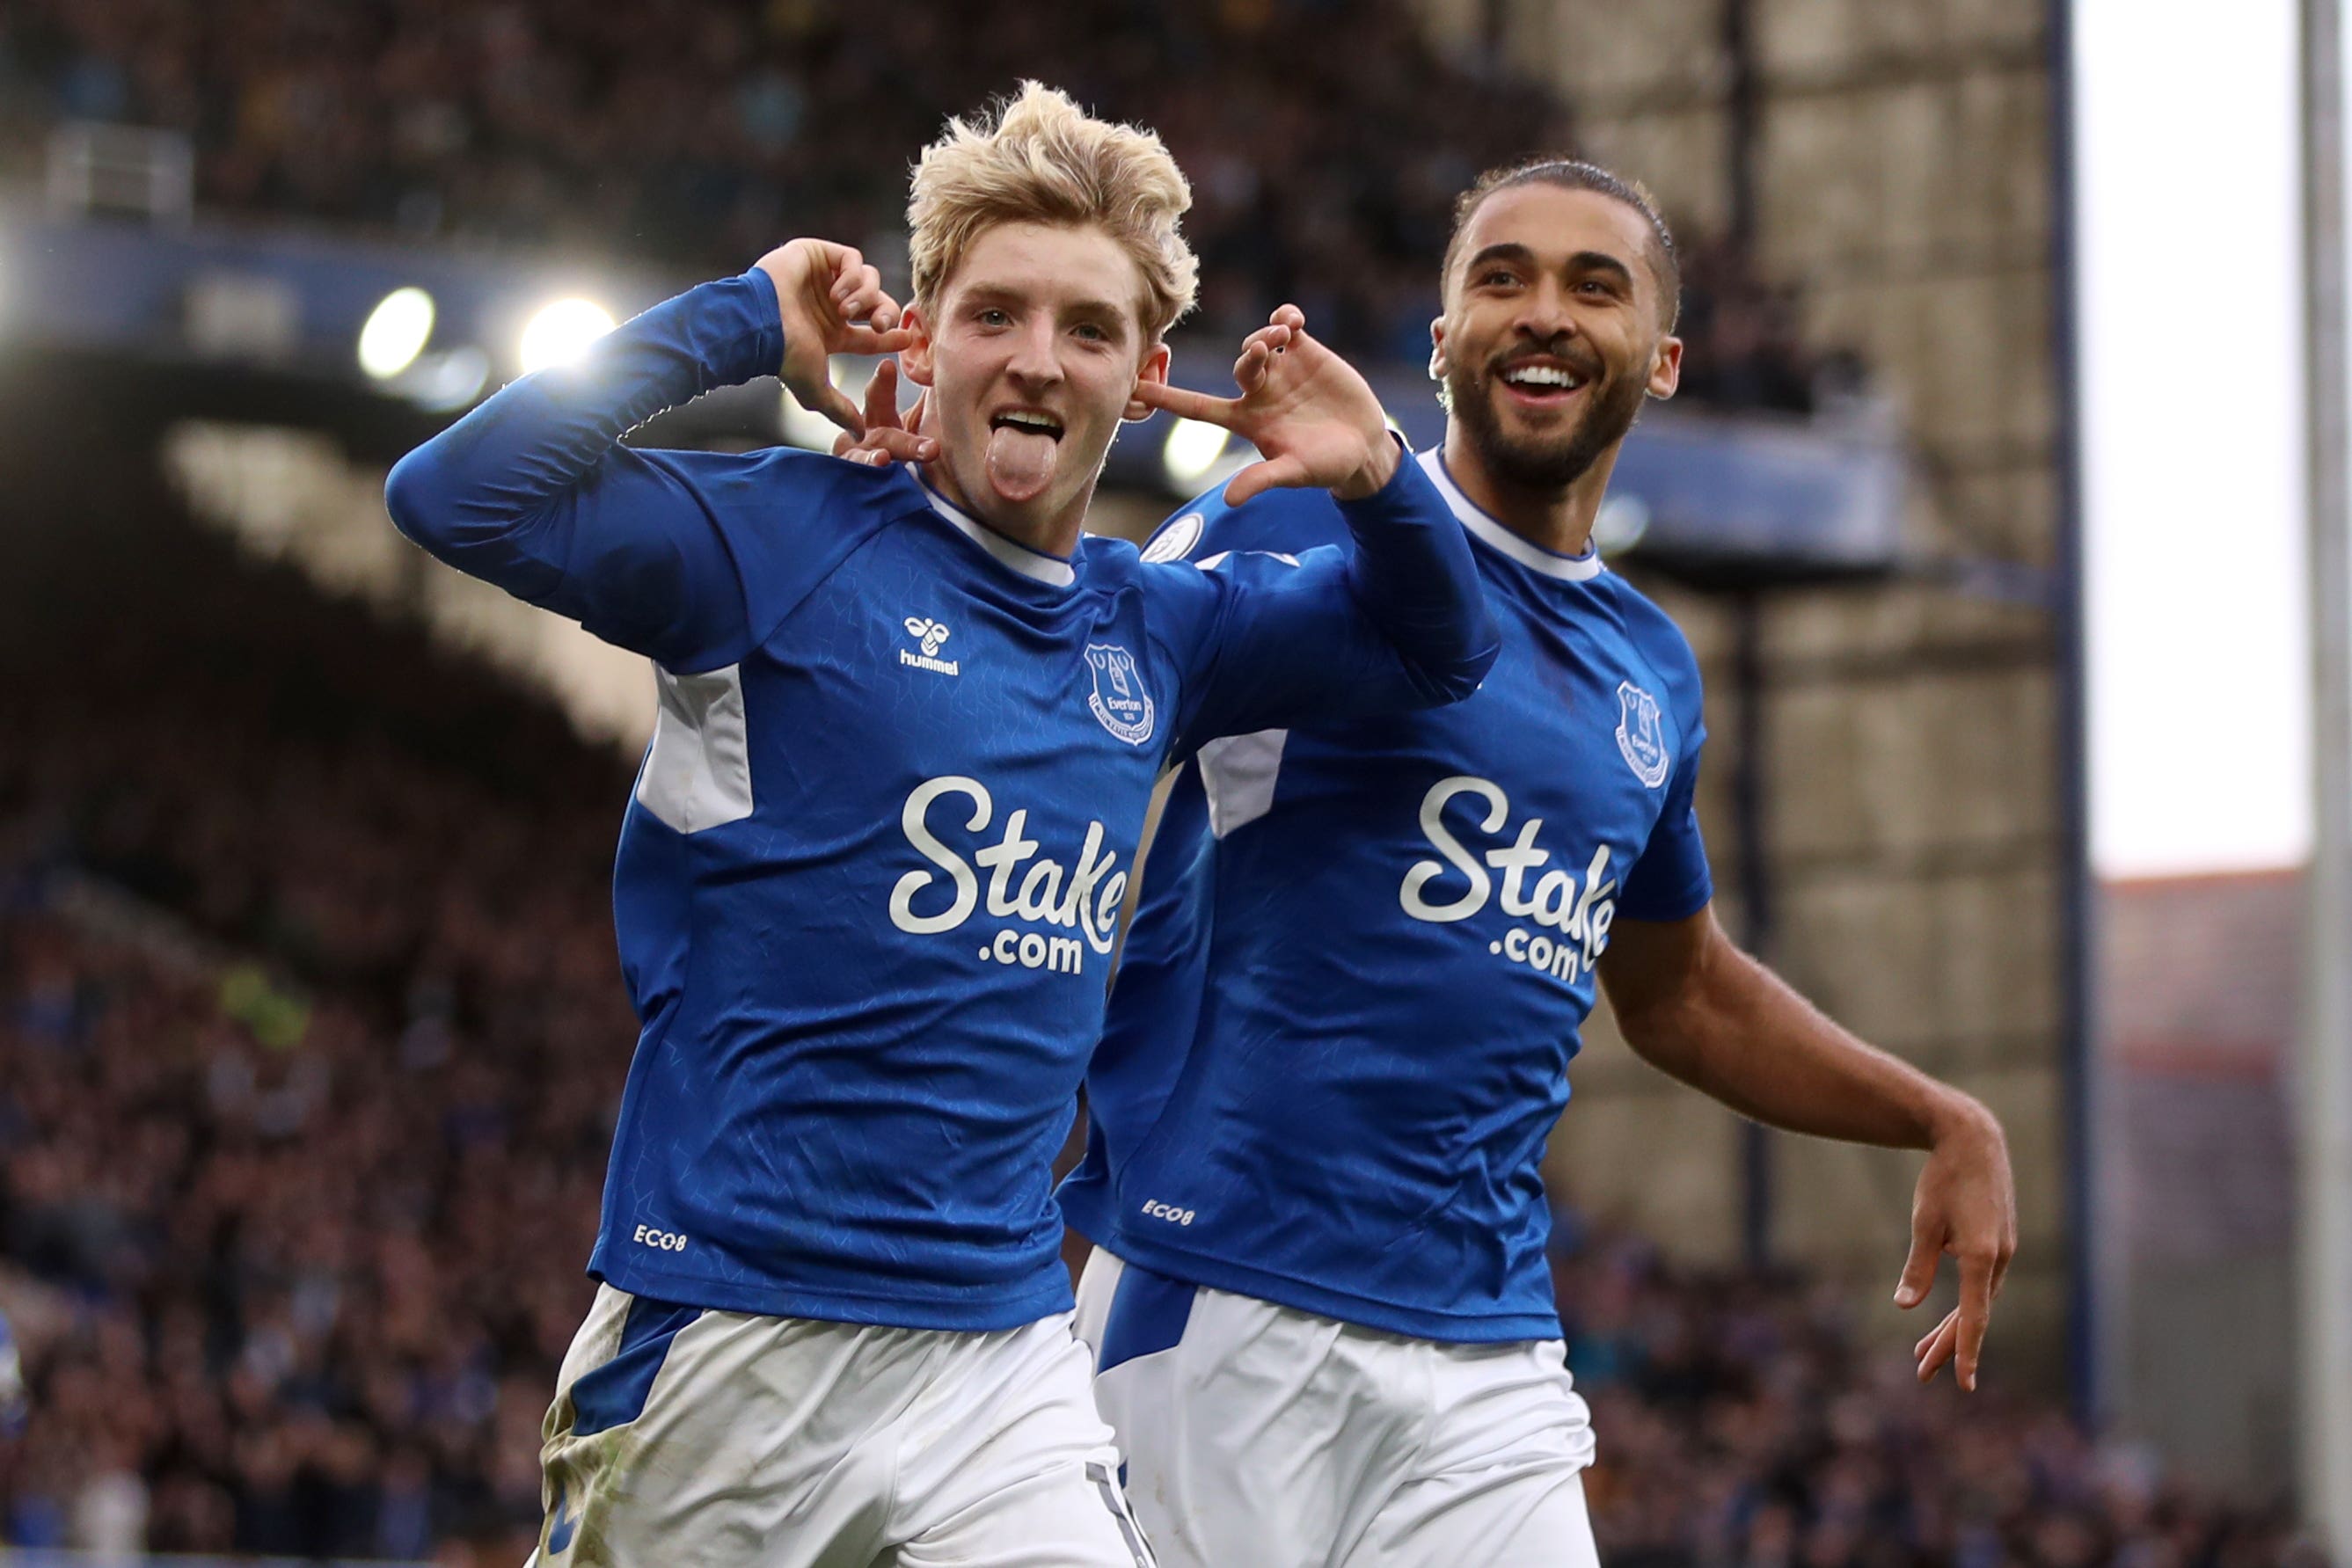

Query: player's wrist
[[1331, 428, 1405, 501], [1923, 1088, 2001, 1155], [734, 266, 789, 380]]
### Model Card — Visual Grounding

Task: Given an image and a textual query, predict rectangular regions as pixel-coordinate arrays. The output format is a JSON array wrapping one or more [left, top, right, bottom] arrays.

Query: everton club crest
[[1085, 644, 1156, 747], [1614, 681, 1670, 788]]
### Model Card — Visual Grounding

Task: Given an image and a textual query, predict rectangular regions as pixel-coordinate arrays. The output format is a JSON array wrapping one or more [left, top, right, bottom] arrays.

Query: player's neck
[[1440, 424, 1620, 559], [924, 462, 1088, 563]]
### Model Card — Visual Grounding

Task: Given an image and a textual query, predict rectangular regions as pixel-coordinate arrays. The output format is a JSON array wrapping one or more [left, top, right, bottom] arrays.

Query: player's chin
[[1486, 416, 1580, 472]]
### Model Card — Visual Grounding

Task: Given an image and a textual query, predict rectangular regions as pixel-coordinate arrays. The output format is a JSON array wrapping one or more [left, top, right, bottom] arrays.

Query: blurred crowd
[[0, 0, 1829, 410], [1, 549, 632, 1562], [0, 526, 2314, 1563], [1555, 1231, 2313, 1568]]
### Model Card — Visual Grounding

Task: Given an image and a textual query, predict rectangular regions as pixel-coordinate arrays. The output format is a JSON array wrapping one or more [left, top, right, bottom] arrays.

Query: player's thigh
[[1347, 1462, 1598, 1568], [884, 1455, 1155, 1568], [535, 1286, 888, 1568], [1078, 1252, 1373, 1568], [1346, 1338, 1599, 1568], [887, 1312, 1156, 1568], [1070, 1249, 1184, 1463]]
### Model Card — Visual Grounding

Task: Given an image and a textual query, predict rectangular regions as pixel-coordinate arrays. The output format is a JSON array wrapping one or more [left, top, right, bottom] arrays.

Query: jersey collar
[[1416, 449, 1605, 583], [914, 471, 1078, 589]]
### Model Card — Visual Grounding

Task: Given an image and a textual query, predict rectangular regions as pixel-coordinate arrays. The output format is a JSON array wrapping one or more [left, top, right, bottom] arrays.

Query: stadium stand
[[1, 523, 630, 1560], [0, 0, 1823, 409], [0, 508, 2311, 1564]]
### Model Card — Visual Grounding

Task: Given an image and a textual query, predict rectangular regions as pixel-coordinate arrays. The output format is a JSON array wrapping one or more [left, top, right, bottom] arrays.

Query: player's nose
[[1513, 277, 1581, 343], [1003, 317, 1064, 387]]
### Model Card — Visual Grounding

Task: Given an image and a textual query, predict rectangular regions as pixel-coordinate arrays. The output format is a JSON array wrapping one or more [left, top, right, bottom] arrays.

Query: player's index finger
[[1958, 1245, 1996, 1304], [864, 361, 899, 427], [1134, 381, 1237, 426], [840, 325, 917, 356], [808, 380, 863, 434]]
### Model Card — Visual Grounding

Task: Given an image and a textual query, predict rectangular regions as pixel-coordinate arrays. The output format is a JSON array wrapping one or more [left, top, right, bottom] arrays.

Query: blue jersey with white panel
[[385, 273, 1497, 1331], [1059, 449, 1712, 1342]]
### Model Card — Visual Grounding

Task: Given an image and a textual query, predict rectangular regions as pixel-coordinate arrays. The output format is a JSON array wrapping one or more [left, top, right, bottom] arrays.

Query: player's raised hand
[[1895, 1100, 2016, 1391], [755, 238, 917, 436], [1135, 305, 1401, 505], [830, 360, 938, 469]]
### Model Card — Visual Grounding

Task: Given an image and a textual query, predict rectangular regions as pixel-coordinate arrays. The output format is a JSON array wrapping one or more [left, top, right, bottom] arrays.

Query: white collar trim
[[917, 474, 1077, 588], [1416, 449, 1605, 582]]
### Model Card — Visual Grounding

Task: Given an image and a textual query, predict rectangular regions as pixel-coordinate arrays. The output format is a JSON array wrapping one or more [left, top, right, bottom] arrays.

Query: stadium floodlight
[[1160, 416, 1230, 488], [519, 298, 617, 374], [401, 346, 492, 412], [357, 287, 435, 380], [1592, 492, 1651, 556]]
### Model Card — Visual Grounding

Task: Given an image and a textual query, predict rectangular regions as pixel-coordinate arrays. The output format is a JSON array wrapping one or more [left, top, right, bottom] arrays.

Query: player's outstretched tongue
[[986, 412, 1060, 503]]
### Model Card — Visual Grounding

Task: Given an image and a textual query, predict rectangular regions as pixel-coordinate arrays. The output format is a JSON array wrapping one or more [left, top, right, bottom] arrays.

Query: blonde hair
[[908, 81, 1198, 342]]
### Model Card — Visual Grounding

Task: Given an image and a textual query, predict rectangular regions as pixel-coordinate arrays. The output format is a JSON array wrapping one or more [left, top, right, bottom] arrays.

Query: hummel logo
[[900, 616, 960, 676], [904, 616, 952, 657]]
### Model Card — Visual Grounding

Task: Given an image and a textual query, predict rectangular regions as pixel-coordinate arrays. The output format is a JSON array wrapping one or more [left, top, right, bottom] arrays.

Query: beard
[[1446, 349, 1648, 492]]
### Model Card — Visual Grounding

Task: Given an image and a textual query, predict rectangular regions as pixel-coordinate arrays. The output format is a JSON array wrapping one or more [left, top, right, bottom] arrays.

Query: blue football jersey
[[1060, 449, 1712, 1342], [384, 273, 1497, 1331]]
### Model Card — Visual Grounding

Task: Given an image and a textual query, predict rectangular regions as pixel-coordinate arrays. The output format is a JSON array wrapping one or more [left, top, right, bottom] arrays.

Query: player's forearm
[[1333, 448, 1501, 704], [384, 271, 783, 563], [1623, 934, 1981, 1151]]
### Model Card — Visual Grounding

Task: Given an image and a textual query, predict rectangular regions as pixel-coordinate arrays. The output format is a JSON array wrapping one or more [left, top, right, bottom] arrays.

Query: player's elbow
[[1406, 614, 1502, 706], [1439, 620, 1503, 701], [383, 445, 456, 554], [384, 438, 530, 571], [1613, 996, 1696, 1071]]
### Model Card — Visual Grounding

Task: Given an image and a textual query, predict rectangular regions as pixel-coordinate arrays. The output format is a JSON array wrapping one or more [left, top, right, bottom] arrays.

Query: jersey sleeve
[[1136, 479, 1351, 564], [1618, 718, 1714, 923], [1142, 449, 1501, 754], [383, 269, 878, 674]]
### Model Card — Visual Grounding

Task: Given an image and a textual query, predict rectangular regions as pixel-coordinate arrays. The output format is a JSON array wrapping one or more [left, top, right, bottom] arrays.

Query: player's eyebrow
[[1462, 243, 1637, 289], [958, 282, 1029, 310], [1462, 243, 1538, 279], [1565, 251, 1636, 287]]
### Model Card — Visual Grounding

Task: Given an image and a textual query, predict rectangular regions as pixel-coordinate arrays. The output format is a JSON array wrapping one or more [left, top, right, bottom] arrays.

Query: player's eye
[[1073, 321, 1111, 343], [1478, 269, 1518, 288], [975, 308, 1012, 328]]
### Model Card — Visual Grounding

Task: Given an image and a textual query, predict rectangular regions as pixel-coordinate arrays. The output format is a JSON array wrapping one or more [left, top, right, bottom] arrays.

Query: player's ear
[[1647, 332, 1683, 401], [899, 304, 937, 388], [1428, 317, 1450, 383], [1124, 340, 1172, 423]]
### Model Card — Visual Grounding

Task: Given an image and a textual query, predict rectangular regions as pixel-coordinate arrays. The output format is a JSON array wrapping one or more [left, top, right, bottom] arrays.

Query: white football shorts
[[1074, 1249, 1598, 1568], [523, 1282, 1157, 1568]]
